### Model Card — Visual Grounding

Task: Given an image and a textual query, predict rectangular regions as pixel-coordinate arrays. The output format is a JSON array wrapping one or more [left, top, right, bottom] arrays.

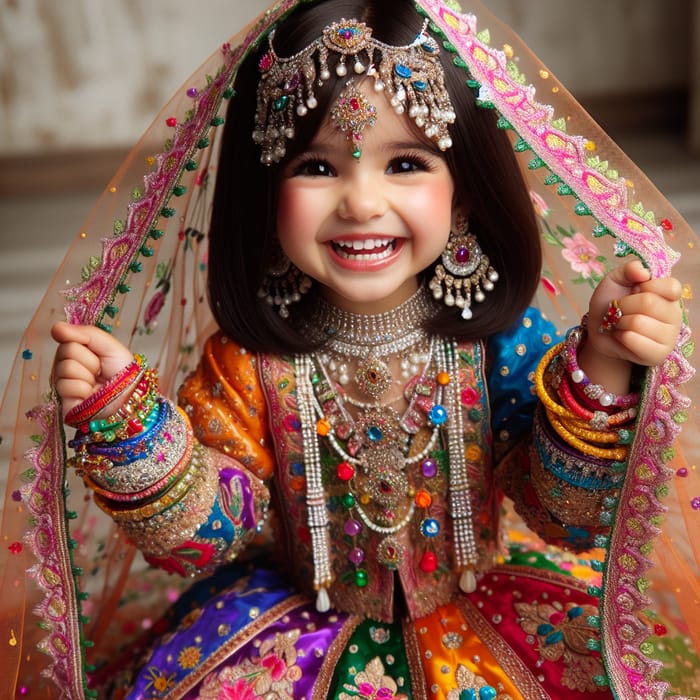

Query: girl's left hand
[[585, 259, 683, 368]]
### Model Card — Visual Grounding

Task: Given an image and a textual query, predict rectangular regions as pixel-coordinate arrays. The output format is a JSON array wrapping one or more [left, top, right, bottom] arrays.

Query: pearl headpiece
[[253, 18, 456, 164]]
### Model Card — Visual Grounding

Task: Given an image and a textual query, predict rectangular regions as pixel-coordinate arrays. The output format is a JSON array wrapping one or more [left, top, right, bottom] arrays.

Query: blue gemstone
[[367, 427, 383, 442], [421, 518, 440, 537], [479, 688, 498, 700], [412, 80, 427, 92], [395, 64, 412, 79], [429, 405, 448, 425], [460, 691, 477, 700]]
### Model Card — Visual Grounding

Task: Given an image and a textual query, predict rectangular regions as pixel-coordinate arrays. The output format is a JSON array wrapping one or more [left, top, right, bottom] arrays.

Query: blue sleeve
[[486, 307, 560, 445]]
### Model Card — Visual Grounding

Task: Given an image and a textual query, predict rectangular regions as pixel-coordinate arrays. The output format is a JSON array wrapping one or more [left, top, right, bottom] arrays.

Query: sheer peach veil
[[0, 1, 697, 698]]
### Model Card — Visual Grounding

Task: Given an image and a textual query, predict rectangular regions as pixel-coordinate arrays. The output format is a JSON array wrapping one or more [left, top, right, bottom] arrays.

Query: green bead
[[354, 568, 369, 587], [273, 96, 289, 111], [341, 493, 356, 508]]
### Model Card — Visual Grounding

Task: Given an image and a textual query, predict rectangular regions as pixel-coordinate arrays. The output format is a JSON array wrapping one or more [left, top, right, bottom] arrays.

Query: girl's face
[[276, 80, 455, 314]]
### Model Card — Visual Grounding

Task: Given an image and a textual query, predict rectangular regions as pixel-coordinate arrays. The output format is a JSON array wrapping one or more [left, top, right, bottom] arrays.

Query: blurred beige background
[[1, 0, 700, 395]]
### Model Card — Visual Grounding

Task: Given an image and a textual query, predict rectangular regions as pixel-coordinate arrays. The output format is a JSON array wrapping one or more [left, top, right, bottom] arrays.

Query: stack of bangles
[[534, 326, 639, 463], [64, 355, 201, 521]]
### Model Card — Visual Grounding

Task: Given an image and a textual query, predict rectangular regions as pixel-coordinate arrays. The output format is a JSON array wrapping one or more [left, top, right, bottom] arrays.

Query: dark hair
[[207, 0, 542, 353]]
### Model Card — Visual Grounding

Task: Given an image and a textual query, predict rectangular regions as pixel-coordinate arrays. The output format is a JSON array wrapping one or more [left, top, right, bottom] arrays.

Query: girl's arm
[[52, 322, 270, 577]]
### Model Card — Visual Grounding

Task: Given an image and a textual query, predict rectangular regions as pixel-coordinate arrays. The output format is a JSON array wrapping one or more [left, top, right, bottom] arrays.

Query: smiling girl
[[3, 0, 698, 698]]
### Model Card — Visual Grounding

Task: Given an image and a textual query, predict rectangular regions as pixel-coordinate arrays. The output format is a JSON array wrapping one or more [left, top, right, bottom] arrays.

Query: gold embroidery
[[338, 657, 409, 700], [514, 599, 606, 693]]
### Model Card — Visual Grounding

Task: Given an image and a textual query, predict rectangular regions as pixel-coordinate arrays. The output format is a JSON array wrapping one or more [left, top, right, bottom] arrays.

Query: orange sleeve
[[177, 332, 275, 481]]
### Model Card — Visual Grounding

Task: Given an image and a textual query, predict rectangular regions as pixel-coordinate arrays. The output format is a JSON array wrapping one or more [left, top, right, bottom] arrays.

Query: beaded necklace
[[296, 300, 478, 612], [306, 286, 435, 400]]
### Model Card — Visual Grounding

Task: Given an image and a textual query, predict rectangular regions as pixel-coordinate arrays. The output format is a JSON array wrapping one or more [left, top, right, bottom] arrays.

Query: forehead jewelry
[[253, 18, 456, 164], [330, 80, 377, 159]]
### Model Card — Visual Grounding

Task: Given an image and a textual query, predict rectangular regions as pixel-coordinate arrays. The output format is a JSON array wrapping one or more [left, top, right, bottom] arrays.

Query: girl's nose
[[336, 170, 388, 223]]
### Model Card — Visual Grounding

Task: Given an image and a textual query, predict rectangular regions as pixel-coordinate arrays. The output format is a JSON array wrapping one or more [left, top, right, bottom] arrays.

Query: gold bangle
[[546, 411, 629, 461], [557, 414, 620, 444], [534, 342, 580, 419], [95, 455, 202, 522]]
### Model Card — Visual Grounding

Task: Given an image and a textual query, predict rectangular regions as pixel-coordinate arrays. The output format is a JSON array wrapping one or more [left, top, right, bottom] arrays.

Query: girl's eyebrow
[[382, 140, 442, 154]]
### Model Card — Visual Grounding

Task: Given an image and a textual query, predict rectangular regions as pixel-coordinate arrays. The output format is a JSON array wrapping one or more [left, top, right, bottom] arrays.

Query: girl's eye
[[293, 159, 335, 177], [385, 155, 431, 174]]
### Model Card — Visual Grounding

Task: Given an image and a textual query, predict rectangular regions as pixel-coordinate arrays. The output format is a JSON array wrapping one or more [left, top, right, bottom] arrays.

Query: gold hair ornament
[[253, 18, 456, 164]]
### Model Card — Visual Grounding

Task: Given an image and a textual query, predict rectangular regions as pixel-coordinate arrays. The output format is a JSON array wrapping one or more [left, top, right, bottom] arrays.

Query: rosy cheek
[[277, 184, 308, 231], [416, 182, 453, 225]]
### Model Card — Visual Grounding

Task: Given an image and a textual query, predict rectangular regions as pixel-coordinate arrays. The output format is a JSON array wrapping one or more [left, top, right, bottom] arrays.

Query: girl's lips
[[327, 237, 404, 270]]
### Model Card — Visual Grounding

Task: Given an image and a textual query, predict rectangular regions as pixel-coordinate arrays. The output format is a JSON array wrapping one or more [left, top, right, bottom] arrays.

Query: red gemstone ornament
[[660, 218, 673, 231], [455, 245, 470, 264], [166, 117, 177, 127], [419, 551, 438, 573], [337, 461, 355, 481]]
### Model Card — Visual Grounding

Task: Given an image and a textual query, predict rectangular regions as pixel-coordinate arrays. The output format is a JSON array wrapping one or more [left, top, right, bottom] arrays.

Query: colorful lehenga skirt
[[101, 556, 613, 700]]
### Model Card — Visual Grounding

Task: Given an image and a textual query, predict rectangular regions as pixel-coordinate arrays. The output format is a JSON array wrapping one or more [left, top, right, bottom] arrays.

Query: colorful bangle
[[84, 432, 193, 503], [67, 451, 114, 476], [555, 412, 625, 444], [68, 398, 161, 451], [563, 328, 639, 409], [94, 454, 202, 523], [101, 367, 159, 425], [557, 374, 638, 429], [534, 342, 575, 420], [86, 406, 192, 494], [65, 355, 147, 427], [546, 411, 629, 462], [86, 400, 170, 465], [119, 445, 219, 558]]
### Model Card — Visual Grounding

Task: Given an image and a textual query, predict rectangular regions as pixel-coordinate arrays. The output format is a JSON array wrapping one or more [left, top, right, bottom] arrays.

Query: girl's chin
[[319, 279, 420, 314]]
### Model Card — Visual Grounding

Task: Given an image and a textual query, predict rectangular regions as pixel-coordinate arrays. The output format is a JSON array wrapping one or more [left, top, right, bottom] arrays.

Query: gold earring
[[428, 219, 499, 320], [257, 243, 312, 318]]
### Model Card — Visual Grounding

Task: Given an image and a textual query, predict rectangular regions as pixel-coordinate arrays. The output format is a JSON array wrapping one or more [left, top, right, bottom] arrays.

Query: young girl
[[2, 1, 698, 698]]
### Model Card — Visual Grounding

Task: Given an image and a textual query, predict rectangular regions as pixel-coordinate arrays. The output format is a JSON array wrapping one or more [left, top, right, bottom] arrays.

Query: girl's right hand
[[51, 322, 135, 415]]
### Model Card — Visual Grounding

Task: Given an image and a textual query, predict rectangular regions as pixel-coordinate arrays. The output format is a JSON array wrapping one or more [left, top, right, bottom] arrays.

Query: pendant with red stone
[[419, 550, 438, 573], [442, 231, 482, 277], [376, 536, 405, 570]]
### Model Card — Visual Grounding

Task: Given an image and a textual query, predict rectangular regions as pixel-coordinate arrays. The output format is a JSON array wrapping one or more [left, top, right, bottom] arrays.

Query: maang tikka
[[428, 218, 499, 320], [253, 18, 456, 164], [257, 243, 312, 318]]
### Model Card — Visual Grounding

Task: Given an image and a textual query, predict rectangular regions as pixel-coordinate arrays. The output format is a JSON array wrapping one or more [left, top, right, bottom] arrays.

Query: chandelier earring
[[257, 241, 312, 318], [428, 217, 499, 320]]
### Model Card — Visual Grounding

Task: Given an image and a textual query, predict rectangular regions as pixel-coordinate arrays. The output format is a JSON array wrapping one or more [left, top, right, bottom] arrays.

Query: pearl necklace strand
[[296, 354, 333, 612], [441, 340, 478, 593]]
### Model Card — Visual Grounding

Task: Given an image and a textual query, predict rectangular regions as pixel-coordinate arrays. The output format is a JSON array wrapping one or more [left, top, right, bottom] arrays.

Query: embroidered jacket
[[132, 309, 616, 621]]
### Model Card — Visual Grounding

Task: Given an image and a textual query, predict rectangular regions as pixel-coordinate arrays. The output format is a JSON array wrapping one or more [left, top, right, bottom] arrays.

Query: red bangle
[[65, 355, 146, 427]]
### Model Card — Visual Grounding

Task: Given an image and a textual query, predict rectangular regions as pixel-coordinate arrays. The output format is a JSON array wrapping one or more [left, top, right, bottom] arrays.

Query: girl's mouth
[[330, 238, 397, 262]]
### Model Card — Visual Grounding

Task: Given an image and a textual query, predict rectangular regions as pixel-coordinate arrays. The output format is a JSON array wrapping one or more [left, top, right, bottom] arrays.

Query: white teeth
[[334, 238, 393, 252]]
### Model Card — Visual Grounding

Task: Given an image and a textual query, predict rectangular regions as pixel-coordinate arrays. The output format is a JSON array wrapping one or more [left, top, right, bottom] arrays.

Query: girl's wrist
[[576, 336, 632, 396]]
